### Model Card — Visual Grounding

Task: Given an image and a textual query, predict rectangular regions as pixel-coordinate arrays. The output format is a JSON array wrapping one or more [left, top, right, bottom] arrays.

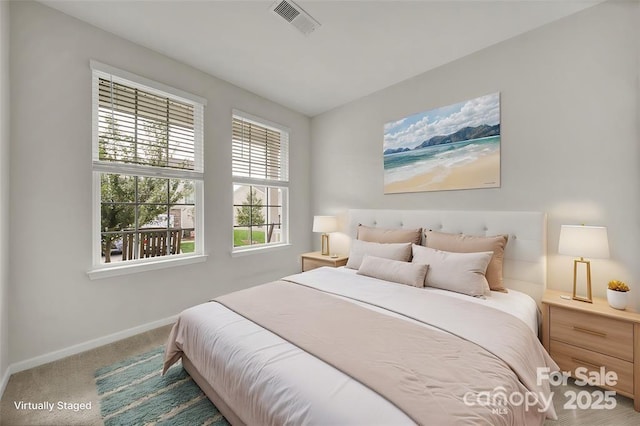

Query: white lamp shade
[[558, 225, 609, 259], [313, 216, 337, 233]]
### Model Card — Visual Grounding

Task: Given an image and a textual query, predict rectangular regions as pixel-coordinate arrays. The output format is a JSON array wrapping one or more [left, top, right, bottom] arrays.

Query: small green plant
[[608, 280, 630, 292]]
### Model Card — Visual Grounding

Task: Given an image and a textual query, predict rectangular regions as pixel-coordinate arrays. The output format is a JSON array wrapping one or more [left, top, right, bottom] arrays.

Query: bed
[[164, 209, 559, 425]]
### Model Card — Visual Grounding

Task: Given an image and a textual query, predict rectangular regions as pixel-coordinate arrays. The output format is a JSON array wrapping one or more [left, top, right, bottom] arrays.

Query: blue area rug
[[95, 346, 230, 426]]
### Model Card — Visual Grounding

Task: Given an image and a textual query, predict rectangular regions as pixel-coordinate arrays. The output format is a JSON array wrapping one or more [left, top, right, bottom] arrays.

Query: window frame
[[88, 61, 207, 278], [231, 110, 290, 254]]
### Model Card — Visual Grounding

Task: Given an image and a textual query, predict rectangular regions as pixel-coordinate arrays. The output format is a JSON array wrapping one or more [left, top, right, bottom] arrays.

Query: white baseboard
[[0, 364, 10, 399], [5, 315, 178, 383]]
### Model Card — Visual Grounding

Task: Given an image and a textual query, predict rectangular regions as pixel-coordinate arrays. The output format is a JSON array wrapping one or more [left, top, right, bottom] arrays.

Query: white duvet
[[299, 267, 540, 334], [166, 266, 543, 425]]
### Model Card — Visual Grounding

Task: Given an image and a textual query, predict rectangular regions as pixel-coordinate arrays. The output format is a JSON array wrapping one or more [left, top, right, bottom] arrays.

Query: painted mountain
[[384, 124, 500, 155]]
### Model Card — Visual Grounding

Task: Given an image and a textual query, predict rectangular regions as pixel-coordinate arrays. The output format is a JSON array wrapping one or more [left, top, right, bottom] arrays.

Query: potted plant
[[607, 280, 630, 310]]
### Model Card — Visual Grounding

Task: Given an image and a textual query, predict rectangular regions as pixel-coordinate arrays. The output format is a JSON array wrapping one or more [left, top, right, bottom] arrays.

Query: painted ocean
[[383, 136, 500, 185]]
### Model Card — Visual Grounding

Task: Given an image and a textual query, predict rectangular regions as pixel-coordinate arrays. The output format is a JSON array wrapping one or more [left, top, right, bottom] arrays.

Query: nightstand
[[301, 251, 348, 272], [542, 289, 640, 411]]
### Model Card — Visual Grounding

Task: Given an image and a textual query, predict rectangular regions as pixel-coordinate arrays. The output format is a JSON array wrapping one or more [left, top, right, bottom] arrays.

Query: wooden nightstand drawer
[[550, 305, 633, 361], [542, 289, 640, 412], [550, 340, 634, 396], [302, 258, 329, 272], [301, 252, 349, 272]]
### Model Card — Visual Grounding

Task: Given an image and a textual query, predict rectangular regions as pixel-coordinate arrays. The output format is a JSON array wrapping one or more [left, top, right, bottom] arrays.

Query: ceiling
[[41, 0, 602, 117]]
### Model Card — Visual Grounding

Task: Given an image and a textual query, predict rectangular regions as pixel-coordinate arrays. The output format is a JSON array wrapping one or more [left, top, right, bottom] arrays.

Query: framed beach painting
[[383, 92, 500, 194]]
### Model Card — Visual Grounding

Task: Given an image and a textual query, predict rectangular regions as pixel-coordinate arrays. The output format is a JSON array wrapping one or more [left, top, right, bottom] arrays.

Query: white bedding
[[166, 266, 545, 425], [308, 267, 540, 334]]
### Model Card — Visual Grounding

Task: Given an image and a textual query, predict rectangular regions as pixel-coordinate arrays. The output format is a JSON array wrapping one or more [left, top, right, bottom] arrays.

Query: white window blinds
[[232, 112, 289, 182], [92, 61, 205, 178]]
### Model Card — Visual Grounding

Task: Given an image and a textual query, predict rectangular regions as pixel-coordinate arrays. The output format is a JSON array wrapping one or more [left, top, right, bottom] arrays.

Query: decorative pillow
[[345, 240, 412, 270], [411, 244, 492, 298], [425, 231, 509, 293], [357, 225, 422, 245], [357, 255, 428, 288]]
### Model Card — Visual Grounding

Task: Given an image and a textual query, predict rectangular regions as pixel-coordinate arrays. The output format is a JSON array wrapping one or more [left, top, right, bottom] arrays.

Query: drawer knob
[[573, 326, 607, 338]]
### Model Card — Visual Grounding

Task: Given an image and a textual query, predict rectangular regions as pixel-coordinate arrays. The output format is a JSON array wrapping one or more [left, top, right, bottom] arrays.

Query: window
[[91, 61, 206, 271], [232, 110, 289, 252]]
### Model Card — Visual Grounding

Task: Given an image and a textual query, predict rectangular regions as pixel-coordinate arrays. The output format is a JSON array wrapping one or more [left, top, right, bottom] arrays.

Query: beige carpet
[[1, 325, 172, 426], [2, 323, 640, 425], [545, 380, 639, 425]]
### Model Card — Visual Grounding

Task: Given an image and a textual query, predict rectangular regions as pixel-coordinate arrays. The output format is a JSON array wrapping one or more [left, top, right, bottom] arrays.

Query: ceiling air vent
[[270, 0, 321, 36]]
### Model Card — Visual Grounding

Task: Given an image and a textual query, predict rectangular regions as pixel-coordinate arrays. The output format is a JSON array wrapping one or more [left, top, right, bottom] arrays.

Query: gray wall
[[1, 0, 11, 388], [311, 1, 640, 307], [8, 1, 311, 365]]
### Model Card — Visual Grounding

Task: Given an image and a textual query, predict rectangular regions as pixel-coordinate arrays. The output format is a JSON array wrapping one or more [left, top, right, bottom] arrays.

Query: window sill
[[87, 254, 208, 280], [231, 243, 291, 257]]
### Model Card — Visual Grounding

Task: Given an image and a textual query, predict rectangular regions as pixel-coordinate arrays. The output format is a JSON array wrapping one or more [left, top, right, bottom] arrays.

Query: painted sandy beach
[[384, 135, 500, 193], [385, 148, 500, 193], [383, 93, 500, 193]]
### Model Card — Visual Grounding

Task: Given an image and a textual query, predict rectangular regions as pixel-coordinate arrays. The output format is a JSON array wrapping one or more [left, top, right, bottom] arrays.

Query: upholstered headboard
[[346, 209, 547, 304]]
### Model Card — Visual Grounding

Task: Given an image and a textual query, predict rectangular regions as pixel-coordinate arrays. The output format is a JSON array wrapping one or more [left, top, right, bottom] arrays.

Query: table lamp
[[313, 216, 337, 256], [558, 224, 609, 303]]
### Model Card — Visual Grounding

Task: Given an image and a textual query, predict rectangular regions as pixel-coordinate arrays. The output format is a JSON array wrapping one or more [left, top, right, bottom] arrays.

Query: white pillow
[[357, 255, 428, 288], [345, 240, 412, 269], [411, 244, 492, 297]]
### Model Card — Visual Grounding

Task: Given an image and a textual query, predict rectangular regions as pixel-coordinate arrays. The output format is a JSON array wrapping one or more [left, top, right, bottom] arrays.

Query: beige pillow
[[412, 244, 492, 298], [357, 255, 428, 288], [425, 231, 509, 293], [357, 225, 422, 245], [345, 240, 412, 270]]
